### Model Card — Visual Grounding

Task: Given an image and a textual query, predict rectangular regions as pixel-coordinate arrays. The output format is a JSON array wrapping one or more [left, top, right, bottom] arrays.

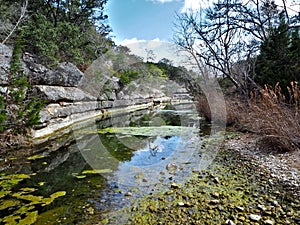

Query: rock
[[178, 202, 185, 206], [0, 44, 12, 85], [236, 206, 244, 211], [225, 220, 235, 225], [264, 219, 274, 225], [213, 176, 220, 184], [170, 182, 180, 189], [166, 163, 178, 173], [25, 61, 84, 87], [32, 85, 97, 102], [249, 214, 261, 221], [211, 192, 220, 198], [257, 204, 267, 211], [209, 199, 220, 204], [272, 200, 279, 206], [125, 192, 132, 197], [39, 102, 99, 123]]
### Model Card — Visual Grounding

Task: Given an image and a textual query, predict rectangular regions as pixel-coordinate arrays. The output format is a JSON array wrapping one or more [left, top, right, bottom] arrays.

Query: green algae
[[82, 169, 113, 174], [0, 199, 20, 211], [97, 126, 199, 137], [50, 191, 66, 199], [0, 172, 67, 225], [18, 211, 38, 225], [13, 193, 43, 203], [108, 148, 300, 225], [27, 154, 46, 160]]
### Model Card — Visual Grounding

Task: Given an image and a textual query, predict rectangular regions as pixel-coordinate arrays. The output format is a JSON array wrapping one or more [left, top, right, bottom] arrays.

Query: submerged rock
[[249, 214, 261, 221]]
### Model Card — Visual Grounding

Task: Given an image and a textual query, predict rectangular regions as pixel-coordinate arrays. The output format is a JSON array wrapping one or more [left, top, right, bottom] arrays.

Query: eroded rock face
[[1, 45, 84, 87], [32, 85, 97, 102], [0, 44, 12, 85], [24, 60, 84, 87]]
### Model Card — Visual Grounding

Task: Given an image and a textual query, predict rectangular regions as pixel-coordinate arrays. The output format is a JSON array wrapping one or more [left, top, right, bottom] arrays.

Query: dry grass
[[236, 82, 300, 152], [195, 93, 238, 126], [196, 82, 300, 152]]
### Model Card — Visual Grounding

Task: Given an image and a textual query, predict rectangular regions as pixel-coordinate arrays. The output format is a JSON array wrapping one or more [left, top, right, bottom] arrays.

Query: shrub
[[236, 82, 300, 152], [1, 32, 44, 137]]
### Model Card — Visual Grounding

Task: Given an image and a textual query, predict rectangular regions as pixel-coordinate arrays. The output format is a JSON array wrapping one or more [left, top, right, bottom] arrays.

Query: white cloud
[[120, 38, 147, 46], [180, 0, 299, 14], [119, 38, 184, 64], [181, 0, 208, 13]]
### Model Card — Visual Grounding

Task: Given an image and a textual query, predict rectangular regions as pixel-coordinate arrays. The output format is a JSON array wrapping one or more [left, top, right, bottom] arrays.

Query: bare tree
[[145, 48, 156, 62], [174, 0, 299, 93], [1, 0, 28, 45]]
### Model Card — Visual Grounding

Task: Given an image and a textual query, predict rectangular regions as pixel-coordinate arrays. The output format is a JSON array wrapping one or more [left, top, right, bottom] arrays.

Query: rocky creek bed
[[103, 133, 300, 225]]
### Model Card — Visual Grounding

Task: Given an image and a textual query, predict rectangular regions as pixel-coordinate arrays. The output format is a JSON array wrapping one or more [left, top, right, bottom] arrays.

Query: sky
[[106, 0, 209, 63], [106, 0, 299, 63]]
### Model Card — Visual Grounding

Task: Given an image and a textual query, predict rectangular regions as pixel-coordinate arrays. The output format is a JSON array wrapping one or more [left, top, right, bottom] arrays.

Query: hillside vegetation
[[0, 0, 300, 154]]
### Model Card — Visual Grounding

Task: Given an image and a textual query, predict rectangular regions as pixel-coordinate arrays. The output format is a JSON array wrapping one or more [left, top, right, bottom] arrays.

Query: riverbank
[[107, 132, 300, 225], [225, 133, 300, 196]]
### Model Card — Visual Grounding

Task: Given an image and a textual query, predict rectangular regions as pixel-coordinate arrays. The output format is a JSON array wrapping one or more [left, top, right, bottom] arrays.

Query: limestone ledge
[[32, 98, 172, 140]]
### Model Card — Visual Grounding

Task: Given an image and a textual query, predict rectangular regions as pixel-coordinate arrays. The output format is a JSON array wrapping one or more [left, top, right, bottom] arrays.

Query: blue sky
[[106, 0, 206, 62], [106, 0, 299, 63], [107, 0, 183, 43]]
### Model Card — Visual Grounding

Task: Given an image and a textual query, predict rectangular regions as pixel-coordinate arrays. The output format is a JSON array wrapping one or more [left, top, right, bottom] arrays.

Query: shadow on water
[[0, 103, 213, 224]]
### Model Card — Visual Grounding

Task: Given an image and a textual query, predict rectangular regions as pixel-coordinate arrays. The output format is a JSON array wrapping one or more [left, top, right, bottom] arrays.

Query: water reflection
[[2, 103, 205, 224]]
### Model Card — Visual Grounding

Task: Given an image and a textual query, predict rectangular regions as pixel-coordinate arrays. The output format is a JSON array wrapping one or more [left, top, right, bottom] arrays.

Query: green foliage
[[147, 63, 166, 77], [0, 96, 6, 132], [255, 12, 300, 94], [0, 1, 22, 44], [2, 32, 44, 134], [0, 0, 111, 66], [22, 14, 86, 64], [119, 69, 139, 87]]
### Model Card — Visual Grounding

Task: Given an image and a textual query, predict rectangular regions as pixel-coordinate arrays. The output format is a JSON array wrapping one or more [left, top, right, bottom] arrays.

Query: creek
[[1, 103, 300, 225], [1, 102, 218, 224]]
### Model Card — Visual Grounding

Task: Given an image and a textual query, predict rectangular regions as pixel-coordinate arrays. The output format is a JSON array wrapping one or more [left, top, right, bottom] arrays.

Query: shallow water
[[1, 103, 218, 224]]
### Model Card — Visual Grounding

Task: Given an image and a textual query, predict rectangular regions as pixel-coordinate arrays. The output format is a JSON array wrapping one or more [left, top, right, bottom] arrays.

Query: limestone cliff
[[0, 44, 192, 140]]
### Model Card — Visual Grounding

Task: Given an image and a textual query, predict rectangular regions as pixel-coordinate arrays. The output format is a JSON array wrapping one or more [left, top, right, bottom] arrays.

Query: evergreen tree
[[255, 12, 300, 93], [1, 0, 111, 65]]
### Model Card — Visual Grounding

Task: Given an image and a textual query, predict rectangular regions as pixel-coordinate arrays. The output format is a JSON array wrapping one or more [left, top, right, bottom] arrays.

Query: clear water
[[0, 103, 214, 224]]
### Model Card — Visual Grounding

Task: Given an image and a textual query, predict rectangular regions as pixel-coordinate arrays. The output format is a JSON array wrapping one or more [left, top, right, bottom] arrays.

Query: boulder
[[32, 85, 97, 102], [24, 58, 84, 87]]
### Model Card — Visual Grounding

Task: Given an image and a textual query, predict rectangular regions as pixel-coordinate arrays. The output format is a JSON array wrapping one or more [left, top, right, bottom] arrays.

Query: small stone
[[213, 177, 220, 183], [210, 199, 220, 204], [272, 200, 279, 206], [170, 182, 180, 189], [211, 192, 220, 198], [258, 204, 267, 211], [236, 206, 244, 211], [249, 214, 261, 221], [142, 178, 148, 182], [178, 202, 185, 206], [264, 219, 274, 225], [125, 192, 132, 197], [225, 220, 235, 225], [166, 163, 178, 172]]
